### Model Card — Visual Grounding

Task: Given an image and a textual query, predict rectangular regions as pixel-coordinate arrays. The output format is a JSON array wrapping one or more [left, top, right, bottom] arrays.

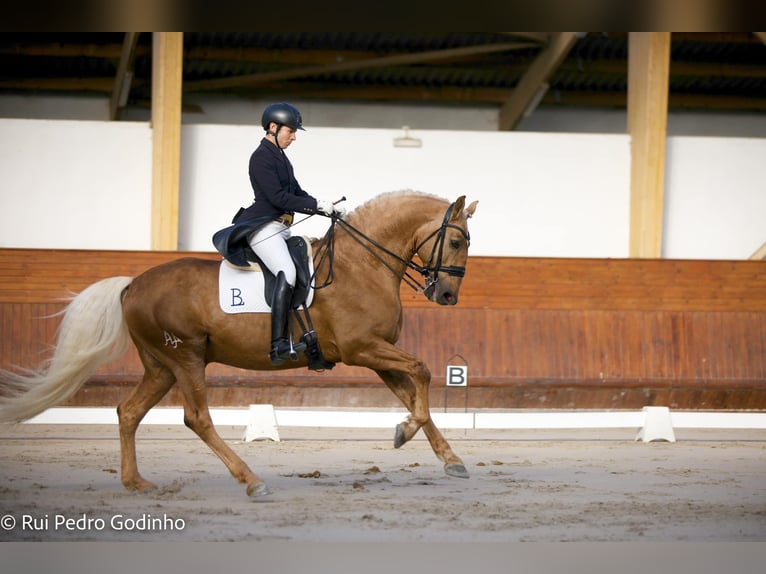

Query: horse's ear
[[450, 196, 466, 222], [466, 200, 478, 219]]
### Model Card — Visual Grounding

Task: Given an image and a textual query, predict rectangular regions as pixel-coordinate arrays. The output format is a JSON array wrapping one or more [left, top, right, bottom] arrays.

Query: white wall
[[180, 125, 631, 257], [1, 117, 763, 259], [0, 119, 152, 250], [663, 136, 766, 259]]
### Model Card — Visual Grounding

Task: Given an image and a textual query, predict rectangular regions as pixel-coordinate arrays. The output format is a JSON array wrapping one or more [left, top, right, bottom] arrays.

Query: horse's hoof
[[394, 423, 407, 449], [247, 482, 272, 498], [124, 479, 157, 492], [445, 463, 470, 479]]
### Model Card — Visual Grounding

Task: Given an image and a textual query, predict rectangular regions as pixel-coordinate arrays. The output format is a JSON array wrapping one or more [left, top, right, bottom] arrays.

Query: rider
[[244, 102, 345, 365]]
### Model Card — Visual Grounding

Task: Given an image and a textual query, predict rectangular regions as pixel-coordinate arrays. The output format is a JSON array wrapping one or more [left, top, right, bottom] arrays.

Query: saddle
[[228, 236, 334, 372]]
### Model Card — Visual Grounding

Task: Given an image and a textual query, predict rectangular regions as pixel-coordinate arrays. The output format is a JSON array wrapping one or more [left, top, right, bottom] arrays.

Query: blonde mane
[[347, 190, 448, 225]]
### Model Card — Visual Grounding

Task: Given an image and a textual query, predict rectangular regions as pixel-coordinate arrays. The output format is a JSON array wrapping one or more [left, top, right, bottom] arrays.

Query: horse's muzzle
[[437, 290, 458, 305], [426, 282, 458, 306]]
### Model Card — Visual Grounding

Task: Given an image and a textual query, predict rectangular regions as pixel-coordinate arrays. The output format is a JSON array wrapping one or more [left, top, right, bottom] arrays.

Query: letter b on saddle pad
[[218, 236, 315, 314]]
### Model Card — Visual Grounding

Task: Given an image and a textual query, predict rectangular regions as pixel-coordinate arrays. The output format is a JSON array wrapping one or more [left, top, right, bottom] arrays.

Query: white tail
[[0, 276, 134, 423]]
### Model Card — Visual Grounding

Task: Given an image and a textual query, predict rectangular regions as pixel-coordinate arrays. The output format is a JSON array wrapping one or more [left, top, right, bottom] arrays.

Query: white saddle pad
[[218, 259, 315, 314]]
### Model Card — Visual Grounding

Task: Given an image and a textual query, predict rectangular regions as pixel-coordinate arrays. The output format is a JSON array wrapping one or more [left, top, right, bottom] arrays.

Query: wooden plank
[[2, 249, 765, 410], [151, 32, 183, 250], [2, 249, 765, 311], [628, 32, 671, 258], [498, 32, 578, 131], [0, 249, 220, 302]]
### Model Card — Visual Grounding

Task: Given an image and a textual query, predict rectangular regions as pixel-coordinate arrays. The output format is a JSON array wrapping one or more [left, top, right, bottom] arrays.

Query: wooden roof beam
[[498, 32, 550, 43], [109, 32, 139, 121], [0, 42, 144, 58], [183, 41, 537, 92], [497, 32, 578, 131], [750, 240, 766, 260], [3, 78, 765, 111]]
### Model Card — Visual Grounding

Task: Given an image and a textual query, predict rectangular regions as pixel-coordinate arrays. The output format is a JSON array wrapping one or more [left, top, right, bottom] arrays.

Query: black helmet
[[261, 102, 305, 131]]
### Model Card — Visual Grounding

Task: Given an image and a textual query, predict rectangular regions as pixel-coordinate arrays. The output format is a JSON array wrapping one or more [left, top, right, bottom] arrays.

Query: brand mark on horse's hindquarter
[[164, 331, 183, 348]]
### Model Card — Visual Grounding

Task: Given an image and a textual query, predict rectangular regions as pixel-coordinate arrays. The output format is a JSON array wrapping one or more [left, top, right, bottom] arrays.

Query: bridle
[[412, 202, 471, 298], [312, 201, 470, 298]]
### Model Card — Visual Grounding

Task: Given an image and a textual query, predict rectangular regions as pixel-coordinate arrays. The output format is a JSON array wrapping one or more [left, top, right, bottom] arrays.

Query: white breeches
[[248, 221, 296, 287]]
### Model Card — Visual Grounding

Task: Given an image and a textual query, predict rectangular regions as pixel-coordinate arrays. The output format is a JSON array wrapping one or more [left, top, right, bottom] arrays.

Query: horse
[[0, 191, 478, 498]]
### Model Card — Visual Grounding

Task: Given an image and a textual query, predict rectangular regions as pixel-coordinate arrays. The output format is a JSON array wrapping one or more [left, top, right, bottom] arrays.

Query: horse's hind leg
[[174, 362, 271, 498], [117, 349, 177, 492], [375, 369, 469, 479]]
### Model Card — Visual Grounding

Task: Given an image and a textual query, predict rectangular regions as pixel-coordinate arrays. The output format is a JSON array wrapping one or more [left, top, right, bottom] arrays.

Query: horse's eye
[[449, 239, 462, 250]]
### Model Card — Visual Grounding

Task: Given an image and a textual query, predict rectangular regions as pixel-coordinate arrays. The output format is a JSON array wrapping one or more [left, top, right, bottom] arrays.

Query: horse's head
[[415, 195, 478, 306]]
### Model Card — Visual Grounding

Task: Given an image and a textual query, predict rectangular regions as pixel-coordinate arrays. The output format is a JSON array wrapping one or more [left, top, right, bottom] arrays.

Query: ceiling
[[2, 32, 765, 127]]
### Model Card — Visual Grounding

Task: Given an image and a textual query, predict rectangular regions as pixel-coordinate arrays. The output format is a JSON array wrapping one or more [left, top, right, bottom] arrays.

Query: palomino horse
[[0, 191, 478, 498]]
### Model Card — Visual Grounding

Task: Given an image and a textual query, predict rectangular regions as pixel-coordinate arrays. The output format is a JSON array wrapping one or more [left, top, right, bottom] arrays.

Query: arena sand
[[1, 424, 764, 542]]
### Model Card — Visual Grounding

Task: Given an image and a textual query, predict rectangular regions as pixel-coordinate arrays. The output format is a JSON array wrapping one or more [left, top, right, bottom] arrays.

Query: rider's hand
[[316, 199, 334, 216], [317, 199, 346, 219]]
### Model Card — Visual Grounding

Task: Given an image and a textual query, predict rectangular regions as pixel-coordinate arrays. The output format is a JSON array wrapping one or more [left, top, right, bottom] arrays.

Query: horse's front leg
[[343, 342, 428, 439], [380, 354, 433, 445], [386, 358, 432, 446], [376, 369, 469, 479], [343, 340, 467, 478]]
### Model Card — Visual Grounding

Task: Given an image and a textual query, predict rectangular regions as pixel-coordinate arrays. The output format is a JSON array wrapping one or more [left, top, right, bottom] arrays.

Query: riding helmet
[[261, 102, 305, 131]]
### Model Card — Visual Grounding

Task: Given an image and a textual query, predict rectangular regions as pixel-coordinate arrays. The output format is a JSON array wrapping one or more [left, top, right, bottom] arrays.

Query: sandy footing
[[1, 424, 765, 542]]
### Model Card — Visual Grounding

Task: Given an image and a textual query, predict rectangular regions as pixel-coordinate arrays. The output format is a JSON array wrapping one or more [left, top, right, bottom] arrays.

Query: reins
[[310, 202, 470, 296]]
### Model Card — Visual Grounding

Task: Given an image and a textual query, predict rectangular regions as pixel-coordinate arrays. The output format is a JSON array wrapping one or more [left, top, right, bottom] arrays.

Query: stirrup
[[269, 337, 305, 365], [269, 338, 292, 365]]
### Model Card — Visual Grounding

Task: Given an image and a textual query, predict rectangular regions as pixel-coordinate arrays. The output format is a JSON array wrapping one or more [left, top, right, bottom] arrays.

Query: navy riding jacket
[[242, 137, 318, 222], [212, 138, 319, 266]]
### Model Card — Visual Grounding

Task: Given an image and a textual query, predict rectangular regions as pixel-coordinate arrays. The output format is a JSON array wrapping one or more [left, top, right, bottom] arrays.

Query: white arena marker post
[[636, 406, 676, 443], [242, 404, 280, 442]]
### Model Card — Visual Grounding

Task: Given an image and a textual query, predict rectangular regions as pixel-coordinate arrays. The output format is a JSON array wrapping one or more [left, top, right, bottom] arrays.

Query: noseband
[[314, 202, 470, 298]]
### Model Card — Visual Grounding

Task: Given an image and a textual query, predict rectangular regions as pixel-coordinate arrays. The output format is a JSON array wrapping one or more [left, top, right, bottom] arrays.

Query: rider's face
[[273, 125, 297, 148]]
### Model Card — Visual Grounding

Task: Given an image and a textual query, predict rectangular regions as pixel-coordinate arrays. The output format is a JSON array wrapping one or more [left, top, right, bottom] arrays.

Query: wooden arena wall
[[1, 248, 765, 410]]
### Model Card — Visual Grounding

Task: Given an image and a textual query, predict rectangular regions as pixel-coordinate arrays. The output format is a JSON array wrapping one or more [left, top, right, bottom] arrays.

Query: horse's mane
[[347, 190, 447, 223]]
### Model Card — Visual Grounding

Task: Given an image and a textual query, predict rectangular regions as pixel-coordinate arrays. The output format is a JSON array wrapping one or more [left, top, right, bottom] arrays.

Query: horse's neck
[[345, 199, 440, 264]]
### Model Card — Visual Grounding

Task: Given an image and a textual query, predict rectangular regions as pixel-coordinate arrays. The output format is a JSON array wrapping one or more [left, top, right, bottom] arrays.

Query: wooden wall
[[2, 248, 765, 410]]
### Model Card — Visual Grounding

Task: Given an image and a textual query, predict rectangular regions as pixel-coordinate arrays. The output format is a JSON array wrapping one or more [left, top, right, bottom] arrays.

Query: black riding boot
[[269, 271, 294, 365]]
